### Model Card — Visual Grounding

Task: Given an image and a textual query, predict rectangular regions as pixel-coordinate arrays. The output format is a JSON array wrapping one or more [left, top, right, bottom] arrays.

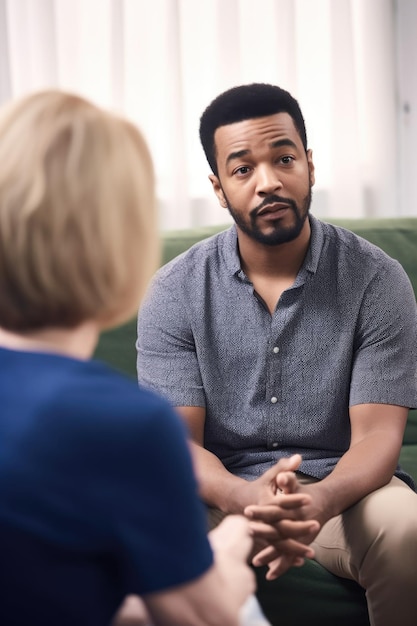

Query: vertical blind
[[0, 0, 415, 229]]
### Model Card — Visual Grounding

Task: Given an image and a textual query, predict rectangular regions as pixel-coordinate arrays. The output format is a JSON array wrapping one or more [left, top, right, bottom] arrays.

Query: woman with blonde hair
[[0, 90, 259, 626]]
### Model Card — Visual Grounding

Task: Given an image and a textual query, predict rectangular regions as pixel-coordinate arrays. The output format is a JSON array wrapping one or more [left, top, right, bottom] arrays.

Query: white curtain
[[0, 0, 415, 230]]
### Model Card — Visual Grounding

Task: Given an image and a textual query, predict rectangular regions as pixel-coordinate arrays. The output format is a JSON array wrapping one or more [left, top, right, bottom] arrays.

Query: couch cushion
[[328, 217, 417, 295], [162, 224, 229, 264], [255, 559, 369, 626], [399, 444, 417, 482], [94, 318, 138, 379], [403, 409, 417, 445]]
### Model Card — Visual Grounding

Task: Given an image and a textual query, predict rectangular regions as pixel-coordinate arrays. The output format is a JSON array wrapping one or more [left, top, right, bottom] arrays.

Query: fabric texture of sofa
[[94, 216, 417, 626]]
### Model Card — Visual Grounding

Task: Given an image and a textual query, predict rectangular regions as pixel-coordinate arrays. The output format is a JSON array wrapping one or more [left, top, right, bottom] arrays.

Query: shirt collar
[[222, 214, 324, 278], [303, 214, 324, 275]]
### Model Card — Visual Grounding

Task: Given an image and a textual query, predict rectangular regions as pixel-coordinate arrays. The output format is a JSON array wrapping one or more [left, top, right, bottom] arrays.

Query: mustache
[[250, 195, 298, 218]]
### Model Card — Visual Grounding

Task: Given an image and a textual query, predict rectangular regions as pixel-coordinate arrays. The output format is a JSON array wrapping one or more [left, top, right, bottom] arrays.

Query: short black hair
[[199, 83, 307, 176]]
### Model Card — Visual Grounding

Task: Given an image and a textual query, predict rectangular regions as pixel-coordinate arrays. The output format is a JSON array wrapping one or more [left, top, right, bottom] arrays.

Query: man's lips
[[257, 202, 290, 217]]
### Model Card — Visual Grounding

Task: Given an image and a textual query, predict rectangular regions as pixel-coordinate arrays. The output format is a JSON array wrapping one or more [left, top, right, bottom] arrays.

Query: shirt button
[[273, 346, 280, 353], [271, 396, 278, 404], [272, 442, 278, 448]]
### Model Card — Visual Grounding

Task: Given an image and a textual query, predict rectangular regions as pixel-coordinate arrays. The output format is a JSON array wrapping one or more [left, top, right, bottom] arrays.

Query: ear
[[306, 149, 315, 186], [209, 174, 228, 208]]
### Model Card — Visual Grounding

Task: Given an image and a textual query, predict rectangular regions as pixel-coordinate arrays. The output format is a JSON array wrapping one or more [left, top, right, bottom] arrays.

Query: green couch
[[94, 217, 417, 626]]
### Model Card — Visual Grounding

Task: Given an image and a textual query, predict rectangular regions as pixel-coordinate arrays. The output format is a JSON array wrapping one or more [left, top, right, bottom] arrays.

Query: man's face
[[209, 113, 315, 245]]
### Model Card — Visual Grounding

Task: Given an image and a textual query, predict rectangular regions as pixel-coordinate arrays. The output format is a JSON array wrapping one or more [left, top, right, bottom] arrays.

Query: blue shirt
[[137, 216, 417, 487], [0, 347, 212, 626]]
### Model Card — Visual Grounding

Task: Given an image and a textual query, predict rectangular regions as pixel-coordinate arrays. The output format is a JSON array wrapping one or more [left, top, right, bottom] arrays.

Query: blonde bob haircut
[[0, 90, 159, 332]]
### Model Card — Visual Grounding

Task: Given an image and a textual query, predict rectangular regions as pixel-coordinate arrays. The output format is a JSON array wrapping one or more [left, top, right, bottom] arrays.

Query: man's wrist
[[219, 477, 252, 514]]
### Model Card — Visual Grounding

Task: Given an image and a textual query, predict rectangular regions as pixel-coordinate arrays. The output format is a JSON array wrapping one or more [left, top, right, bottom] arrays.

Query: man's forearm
[[306, 430, 404, 523], [189, 441, 250, 513]]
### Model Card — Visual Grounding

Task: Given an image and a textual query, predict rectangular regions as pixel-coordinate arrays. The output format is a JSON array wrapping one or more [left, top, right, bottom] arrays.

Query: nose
[[255, 164, 283, 196]]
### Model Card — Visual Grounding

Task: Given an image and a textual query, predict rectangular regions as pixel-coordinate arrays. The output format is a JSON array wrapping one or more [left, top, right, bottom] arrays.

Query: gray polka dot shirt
[[137, 216, 417, 487]]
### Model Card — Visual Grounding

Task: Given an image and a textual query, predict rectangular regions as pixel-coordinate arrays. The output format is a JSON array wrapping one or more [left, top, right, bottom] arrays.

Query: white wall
[[396, 0, 417, 216], [0, 0, 416, 225]]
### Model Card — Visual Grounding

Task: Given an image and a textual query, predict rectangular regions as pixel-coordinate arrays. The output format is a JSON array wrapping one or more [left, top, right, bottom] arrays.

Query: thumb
[[209, 515, 253, 558], [271, 454, 302, 474]]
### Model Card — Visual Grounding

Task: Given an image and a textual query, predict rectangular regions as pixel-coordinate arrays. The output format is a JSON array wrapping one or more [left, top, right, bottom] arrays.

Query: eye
[[279, 155, 295, 165], [233, 165, 252, 176]]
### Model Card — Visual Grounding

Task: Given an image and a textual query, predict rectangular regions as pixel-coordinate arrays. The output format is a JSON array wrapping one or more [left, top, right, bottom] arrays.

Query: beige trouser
[[208, 475, 417, 626], [309, 475, 417, 626]]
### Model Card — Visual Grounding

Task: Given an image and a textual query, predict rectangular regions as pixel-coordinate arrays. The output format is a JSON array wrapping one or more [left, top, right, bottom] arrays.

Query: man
[[137, 83, 417, 626]]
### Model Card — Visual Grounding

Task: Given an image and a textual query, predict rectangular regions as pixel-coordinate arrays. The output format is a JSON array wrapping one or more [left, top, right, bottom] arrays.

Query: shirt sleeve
[[350, 258, 417, 408], [137, 269, 206, 407]]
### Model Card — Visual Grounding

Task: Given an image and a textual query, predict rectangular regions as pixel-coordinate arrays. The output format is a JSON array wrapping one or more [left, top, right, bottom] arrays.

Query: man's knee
[[346, 479, 417, 581]]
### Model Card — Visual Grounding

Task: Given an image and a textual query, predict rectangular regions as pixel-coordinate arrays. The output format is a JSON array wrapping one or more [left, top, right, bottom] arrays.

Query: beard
[[225, 186, 312, 246]]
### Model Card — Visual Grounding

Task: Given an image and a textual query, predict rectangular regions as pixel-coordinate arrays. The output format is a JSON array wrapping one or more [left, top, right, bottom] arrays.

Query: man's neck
[[0, 320, 99, 360]]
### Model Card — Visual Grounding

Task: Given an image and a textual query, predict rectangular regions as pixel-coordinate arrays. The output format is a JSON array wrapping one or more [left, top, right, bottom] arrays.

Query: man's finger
[[244, 496, 312, 521], [265, 554, 306, 580], [252, 539, 315, 566], [248, 519, 320, 541]]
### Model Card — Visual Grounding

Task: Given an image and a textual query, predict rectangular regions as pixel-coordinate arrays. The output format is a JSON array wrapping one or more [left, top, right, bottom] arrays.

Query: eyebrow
[[271, 139, 298, 150], [225, 139, 298, 166], [226, 149, 250, 166]]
